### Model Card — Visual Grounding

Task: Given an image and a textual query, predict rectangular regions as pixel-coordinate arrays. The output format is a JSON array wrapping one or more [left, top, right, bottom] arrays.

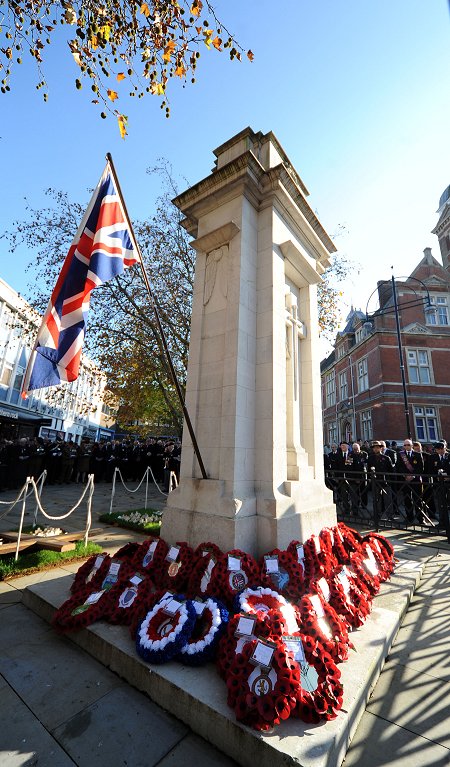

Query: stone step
[[22, 559, 422, 767]]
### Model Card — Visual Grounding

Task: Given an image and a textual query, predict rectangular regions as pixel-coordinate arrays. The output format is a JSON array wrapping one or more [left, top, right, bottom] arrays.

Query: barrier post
[[145, 467, 149, 510], [109, 468, 117, 514], [84, 474, 94, 547], [33, 469, 47, 527], [15, 478, 30, 562]]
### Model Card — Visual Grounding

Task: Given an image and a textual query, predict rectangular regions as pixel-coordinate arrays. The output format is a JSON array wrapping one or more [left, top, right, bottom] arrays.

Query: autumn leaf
[[162, 39, 176, 62], [116, 72, 126, 82], [203, 29, 212, 49], [190, 0, 203, 17], [117, 113, 128, 139], [212, 36, 222, 51], [151, 82, 165, 95], [140, 3, 150, 16], [64, 7, 77, 24], [195, 26, 202, 34], [174, 64, 185, 77], [247, 49, 254, 62], [99, 25, 112, 41], [72, 51, 82, 67], [107, 89, 118, 101]]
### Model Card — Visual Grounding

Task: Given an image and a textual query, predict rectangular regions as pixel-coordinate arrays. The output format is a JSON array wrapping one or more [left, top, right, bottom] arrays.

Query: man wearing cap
[[396, 439, 426, 524], [429, 442, 450, 526], [367, 441, 394, 519]]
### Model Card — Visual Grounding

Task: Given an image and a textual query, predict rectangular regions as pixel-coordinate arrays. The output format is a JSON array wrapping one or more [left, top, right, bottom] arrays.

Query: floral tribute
[[208, 549, 260, 607], [136, 594, 197, 664], [153, 541, 195, 592], [70, 552, 112, 595], [258, 549, 304, 601], [55, 523, 396, 732], [186, 542, 223, 598]]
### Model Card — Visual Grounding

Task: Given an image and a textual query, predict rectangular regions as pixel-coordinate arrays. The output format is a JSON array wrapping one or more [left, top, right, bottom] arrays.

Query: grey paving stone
[[52, 685, 189, 767], [0, 603, 52, 652], [157, 732, 240, 766], [0, 676, 75, 767], [387, 623, 450, 682], [0, 607, 123, 731], [366, 661, 450, 748], [343, 711, 450, 767]]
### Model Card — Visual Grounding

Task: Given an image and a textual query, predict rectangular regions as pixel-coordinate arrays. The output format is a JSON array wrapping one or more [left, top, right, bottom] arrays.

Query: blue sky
[[1, 0, 449, 338]]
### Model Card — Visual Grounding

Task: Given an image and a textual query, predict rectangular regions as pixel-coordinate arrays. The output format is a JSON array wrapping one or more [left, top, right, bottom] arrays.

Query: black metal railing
[[325, 468, 450, 542]]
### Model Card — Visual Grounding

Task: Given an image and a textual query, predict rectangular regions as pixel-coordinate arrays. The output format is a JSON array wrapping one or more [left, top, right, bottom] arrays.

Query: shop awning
[[0, 404, 52, 426]]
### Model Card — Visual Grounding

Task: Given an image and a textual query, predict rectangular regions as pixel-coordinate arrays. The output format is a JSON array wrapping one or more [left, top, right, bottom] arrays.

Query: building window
[[12, 365, 25, 391], [337, 345, 345, 359], [325, 372, 335, 407], [360, 409, 372, 441], [414, 406, 438, 443], [0, 361, 13, 387], [407, 349, 431, 384], [427, 296, 449, 326], [357, 357, 368, 392], [339, 371, 348, 401], [328, 421, 337, 445]]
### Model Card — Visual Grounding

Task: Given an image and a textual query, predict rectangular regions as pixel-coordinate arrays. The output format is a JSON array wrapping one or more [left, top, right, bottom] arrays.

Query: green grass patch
[[0, 540, 102, 581], [98, 508, 162, 536]]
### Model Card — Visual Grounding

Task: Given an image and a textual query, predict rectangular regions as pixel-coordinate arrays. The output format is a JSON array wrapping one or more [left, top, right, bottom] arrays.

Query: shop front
[[0, 404, 52, 440]]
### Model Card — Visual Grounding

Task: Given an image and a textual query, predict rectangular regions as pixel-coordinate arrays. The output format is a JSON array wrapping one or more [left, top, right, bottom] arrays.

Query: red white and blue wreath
[[136, 594, 196, 663], [177, 597, 229, 665]]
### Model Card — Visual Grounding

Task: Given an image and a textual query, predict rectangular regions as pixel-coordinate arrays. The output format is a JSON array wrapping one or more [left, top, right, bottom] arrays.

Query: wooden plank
[[0, 540, 36, 556], [37, 540, 76, 553]]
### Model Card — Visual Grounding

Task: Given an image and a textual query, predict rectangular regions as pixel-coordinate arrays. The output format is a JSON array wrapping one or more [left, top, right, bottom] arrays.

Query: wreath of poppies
[[291, 634, 343, 723], [186, 542, 223, 598], [258, 549, 304, 601], [129, 588, 173, 641], [177, 597, 229, 665], [130, 537, 169, 577], [226, 640, 300, 731], [330, 524, 350, 565], [286, 539, 318, 588], [52, 584, 111, 633], [329, 565, 371, 628], [136, 594, 197, 663], [337, 523, 364, 556], [348, 550, 381, 596], [318, 528, 339, 576], [154, 541, 195, 592], [207, 549, 259, 607], [70, 552, 111, 595], [298, 590, 350, 663], [363, 533, 395, 578], [103, 570, 154, 626]]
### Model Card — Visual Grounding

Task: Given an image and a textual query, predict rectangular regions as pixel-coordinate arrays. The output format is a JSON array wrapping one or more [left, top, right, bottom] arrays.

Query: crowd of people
[[324, 438, 450, 525], [0, 436, 182, 494]]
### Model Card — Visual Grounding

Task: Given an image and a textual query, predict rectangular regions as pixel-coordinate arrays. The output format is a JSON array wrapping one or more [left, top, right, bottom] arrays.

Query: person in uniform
[[396, 438, 426, 524], [367, 440, 394, 519], [429, 442, 450, 527]]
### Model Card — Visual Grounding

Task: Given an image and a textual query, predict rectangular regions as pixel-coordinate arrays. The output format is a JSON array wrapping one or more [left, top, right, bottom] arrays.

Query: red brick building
[[321, 225, 450, 446]]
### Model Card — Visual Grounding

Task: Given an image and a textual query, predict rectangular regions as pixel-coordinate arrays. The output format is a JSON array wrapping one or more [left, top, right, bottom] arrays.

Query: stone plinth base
[[161, 478, 337, 557], [22, 553, 422, 767]]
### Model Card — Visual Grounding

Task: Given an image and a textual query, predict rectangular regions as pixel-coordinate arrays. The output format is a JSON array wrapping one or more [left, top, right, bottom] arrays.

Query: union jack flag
[[22, 161, 140, 395]]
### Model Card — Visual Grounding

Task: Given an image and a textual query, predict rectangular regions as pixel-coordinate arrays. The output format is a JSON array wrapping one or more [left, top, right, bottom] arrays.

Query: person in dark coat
[[396, 438, 426, 524], [428, 442, 450, 526], [367, 440, 394, 518]]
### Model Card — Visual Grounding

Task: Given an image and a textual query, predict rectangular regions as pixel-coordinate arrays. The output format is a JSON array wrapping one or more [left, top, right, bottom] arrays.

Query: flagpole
[[106, 153, 208, 481]]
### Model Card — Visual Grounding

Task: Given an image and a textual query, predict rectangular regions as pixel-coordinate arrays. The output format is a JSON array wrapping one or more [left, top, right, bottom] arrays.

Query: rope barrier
[[12, 475, 95, 561], [109, 466, 168, 515]]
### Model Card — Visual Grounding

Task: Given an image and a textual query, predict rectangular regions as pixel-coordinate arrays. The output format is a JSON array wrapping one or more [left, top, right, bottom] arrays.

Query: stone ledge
[[22, 558, 423, 767]]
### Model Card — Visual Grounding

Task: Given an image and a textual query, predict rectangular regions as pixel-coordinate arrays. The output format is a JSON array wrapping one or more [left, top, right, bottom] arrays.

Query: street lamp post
[[364, 269, 436, 440]]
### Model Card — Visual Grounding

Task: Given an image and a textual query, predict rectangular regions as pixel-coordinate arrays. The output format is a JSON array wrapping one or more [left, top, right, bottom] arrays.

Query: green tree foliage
[[5, 164, 350, 435], [0, 0, 252, 134]]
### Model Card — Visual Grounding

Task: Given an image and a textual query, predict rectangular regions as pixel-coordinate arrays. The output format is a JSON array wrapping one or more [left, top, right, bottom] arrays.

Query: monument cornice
[[173, 149, 336, 266]]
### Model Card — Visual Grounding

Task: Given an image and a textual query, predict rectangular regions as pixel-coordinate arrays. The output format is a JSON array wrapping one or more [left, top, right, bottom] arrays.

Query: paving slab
[[0, 580, 22, 606], [21, 558, 422, 767], [387, 622, 450, 683], [366, 661, 450, 748], [157, 733, 238, 766], [52, 685, 189, 767], [342, 710, 450, 767], [0, 607, 125, 731], [0, 676, 75, 767]]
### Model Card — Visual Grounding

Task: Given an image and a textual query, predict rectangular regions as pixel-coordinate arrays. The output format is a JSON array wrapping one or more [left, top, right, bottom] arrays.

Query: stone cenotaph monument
[[161, 128, 337, 556]]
